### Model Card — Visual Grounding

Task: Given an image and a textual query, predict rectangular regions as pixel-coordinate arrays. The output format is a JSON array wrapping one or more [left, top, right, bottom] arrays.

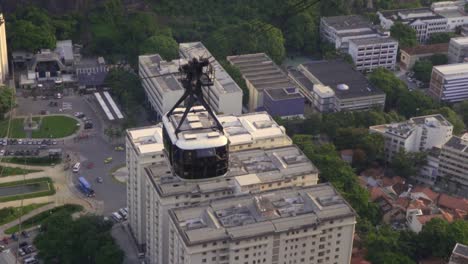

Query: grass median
[[0, 177, 55, 203], [5, 204, 83, 234], [2, 156, 61, 166], [0, 166, 42, 177], [0, 202, 51, 226]]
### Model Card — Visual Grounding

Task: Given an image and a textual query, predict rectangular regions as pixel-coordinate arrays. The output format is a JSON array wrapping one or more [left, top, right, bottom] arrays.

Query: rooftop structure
[[218, 111, 292, 151], [227, 53, 304, 116], [400, 43, 449, 69], [76, 57, 108, 88], [179, 42, 243, 115], [449, 243, 468, 264], [291, 61, 386, 112], [167, 184, 356, 264], [370, 114, 453, 161], [55, 40, 74, 66], [429, 62, 468, 102], [321, 15, 373, 31], [449, 36, 468, 63]]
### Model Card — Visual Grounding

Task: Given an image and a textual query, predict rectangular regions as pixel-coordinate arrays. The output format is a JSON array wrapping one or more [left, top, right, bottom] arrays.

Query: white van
[[112, 212, 123, 222], [72, 162, 81, 173], [23, 256, 38, 264]]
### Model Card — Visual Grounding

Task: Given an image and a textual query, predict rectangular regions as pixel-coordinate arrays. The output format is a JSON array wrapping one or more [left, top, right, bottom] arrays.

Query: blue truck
[[78, 177, 95, 197]]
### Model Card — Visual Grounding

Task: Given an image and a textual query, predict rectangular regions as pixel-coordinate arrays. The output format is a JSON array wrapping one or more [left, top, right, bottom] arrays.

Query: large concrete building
[[289, 60, 386, 112], [431, 1, 468, 30], [348, 37, 398, 72], [378, 8, 448, 43], [0, 14, 9, 85], [429, 62, 468, 102], [438, 133, 468, 196], [139, 43, 243, 120], [179, 42, 243, 115], [449, 243, 468, 264], [448, 36, 468, 63], [369, 114, 453, 162], [227, 53, 304, 117], [167, 184, 356, 264]]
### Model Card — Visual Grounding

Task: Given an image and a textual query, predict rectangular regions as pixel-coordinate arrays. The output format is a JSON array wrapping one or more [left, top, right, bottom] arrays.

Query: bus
[[78, 177, 95, 197]]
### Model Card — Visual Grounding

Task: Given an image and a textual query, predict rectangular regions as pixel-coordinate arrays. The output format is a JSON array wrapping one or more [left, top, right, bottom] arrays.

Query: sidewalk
[[0, 203, 55, 235]]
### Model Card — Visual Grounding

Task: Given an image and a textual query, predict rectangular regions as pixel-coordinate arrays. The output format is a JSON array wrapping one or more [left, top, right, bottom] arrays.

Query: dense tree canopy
[[0, 87, 14, 120], [427, 32, 455, 44], [35, 213, 123, 264], [140, 35, 179, 60], [391, 150, 427, 178], [390, 22, 418, 48]]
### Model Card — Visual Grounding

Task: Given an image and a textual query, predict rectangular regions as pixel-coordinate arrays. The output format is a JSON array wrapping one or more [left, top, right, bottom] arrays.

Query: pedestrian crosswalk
[[62, 102, 73, 110]]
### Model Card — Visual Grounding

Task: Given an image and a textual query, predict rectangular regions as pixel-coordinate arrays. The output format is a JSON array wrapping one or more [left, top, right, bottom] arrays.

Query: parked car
[[111, 212, 122, 222], [55, 93, 62, 99], [118, 208, 128, 219], [97, 177, 103, 183]]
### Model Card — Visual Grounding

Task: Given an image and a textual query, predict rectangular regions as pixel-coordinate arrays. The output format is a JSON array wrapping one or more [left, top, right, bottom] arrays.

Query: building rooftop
[[76, 57, 109, 87], [264, 87, 304, 101], [298, 60, 384, 99], [138, 54, 185, 92], [146, 145, 318, 197], [179, 42, 242, 94], [444, 133, 468, 152], [321, 15, 373, 30], [55, 40, 73, 62], [218, 111, 291, 147], [451, 36, 468, 46], [349, 37, 397, 46], [380, 8, 445, 21], [370, 114, 452, 138], [127, 124, 164, 155], [401, 43, 449, 55], [169, 184, 355, 245], [433, 62, 468, 76], [436, 9, 466, 18], [451, 243, 468, 263], [227, 53, 297, 92]]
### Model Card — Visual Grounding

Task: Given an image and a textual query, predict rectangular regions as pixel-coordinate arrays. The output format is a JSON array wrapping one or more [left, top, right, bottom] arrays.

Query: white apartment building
[[438, 133, 468, 195], [320, 15, 388, 51], [378, 8, 448, 43], [144, 145, 319, 264], [179, 42, 243, 115], [167, 184, 356, 264], [449, 243, 468, 264], [416, 147, 441, 186], [429, 62, 468, 102], [448, 36, 468, 63], [126, 125, 166, 249], [0, 14, 9, 85], [290, 61, 386, 113], [139, 54, 186, 120], [431, 1, 468, 30], [369, 114, 453, 162], [348, 37, 398, 72], [218, 112, 292, 152]]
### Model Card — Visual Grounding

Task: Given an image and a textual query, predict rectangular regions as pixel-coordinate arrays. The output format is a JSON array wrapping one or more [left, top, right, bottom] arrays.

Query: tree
[[369, 68, 408, 110], [397, 90, 438, 118], [0, 87, 14, 119], [412, 60, 433, 83], [284, 13, 318, 54], [390, 22, 417, 48], [427, 32, 455, 44], [391, 149, 427, 178], [429, 54, 448, 66], [8, 20, 56, 52], [221, 62, 249, 105], [35, 214, 124, 264], [140, 35, 179, 60], [454, 100, 468, 127]]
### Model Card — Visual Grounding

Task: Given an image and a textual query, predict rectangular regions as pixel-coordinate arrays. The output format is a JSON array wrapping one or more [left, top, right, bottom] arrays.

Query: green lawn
[[32, 115, 79, 138], [5, 204, 83, 234], [0, 115, 79, 138], [0, 166, 42, 177], [0, 177, 56, 202], [0, 118, 26, 138], [0, 202, 50, 226]]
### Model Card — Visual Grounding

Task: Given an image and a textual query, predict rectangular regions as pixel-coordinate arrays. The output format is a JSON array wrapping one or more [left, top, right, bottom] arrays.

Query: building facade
[[429, 62, 468, 102], [448, 36, 468, 63], [431, 1, 468, 30], [290, 61, 386, 112], [0, 14, 8, 85], [369, 114, 453, 162], [400, 43, 449, 70], [320, 15, 388, 51], [438, 133, 468, 195], [378, 8, 448, 43], [168, 185, 356, 264], [179, 42, 243, 115], [227, 53, 304, 117], [348, 37, 398, 72]]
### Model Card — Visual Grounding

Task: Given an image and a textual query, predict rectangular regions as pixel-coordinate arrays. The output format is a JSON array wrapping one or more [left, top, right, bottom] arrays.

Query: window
[[202, 259, 206, 263]]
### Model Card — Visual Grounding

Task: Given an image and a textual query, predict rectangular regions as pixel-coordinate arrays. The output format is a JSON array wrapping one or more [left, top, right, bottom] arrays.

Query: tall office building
[[429, 62, 468, 102], [0, 14, 9, 84], [438, 133, 468, 195], [168, 184, 356, 264]]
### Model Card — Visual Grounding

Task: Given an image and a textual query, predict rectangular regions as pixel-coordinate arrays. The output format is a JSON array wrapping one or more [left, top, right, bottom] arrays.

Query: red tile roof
[[438, 194, 468, 212], [412, 186, 440, 201], [400, 43, 449, 55]]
